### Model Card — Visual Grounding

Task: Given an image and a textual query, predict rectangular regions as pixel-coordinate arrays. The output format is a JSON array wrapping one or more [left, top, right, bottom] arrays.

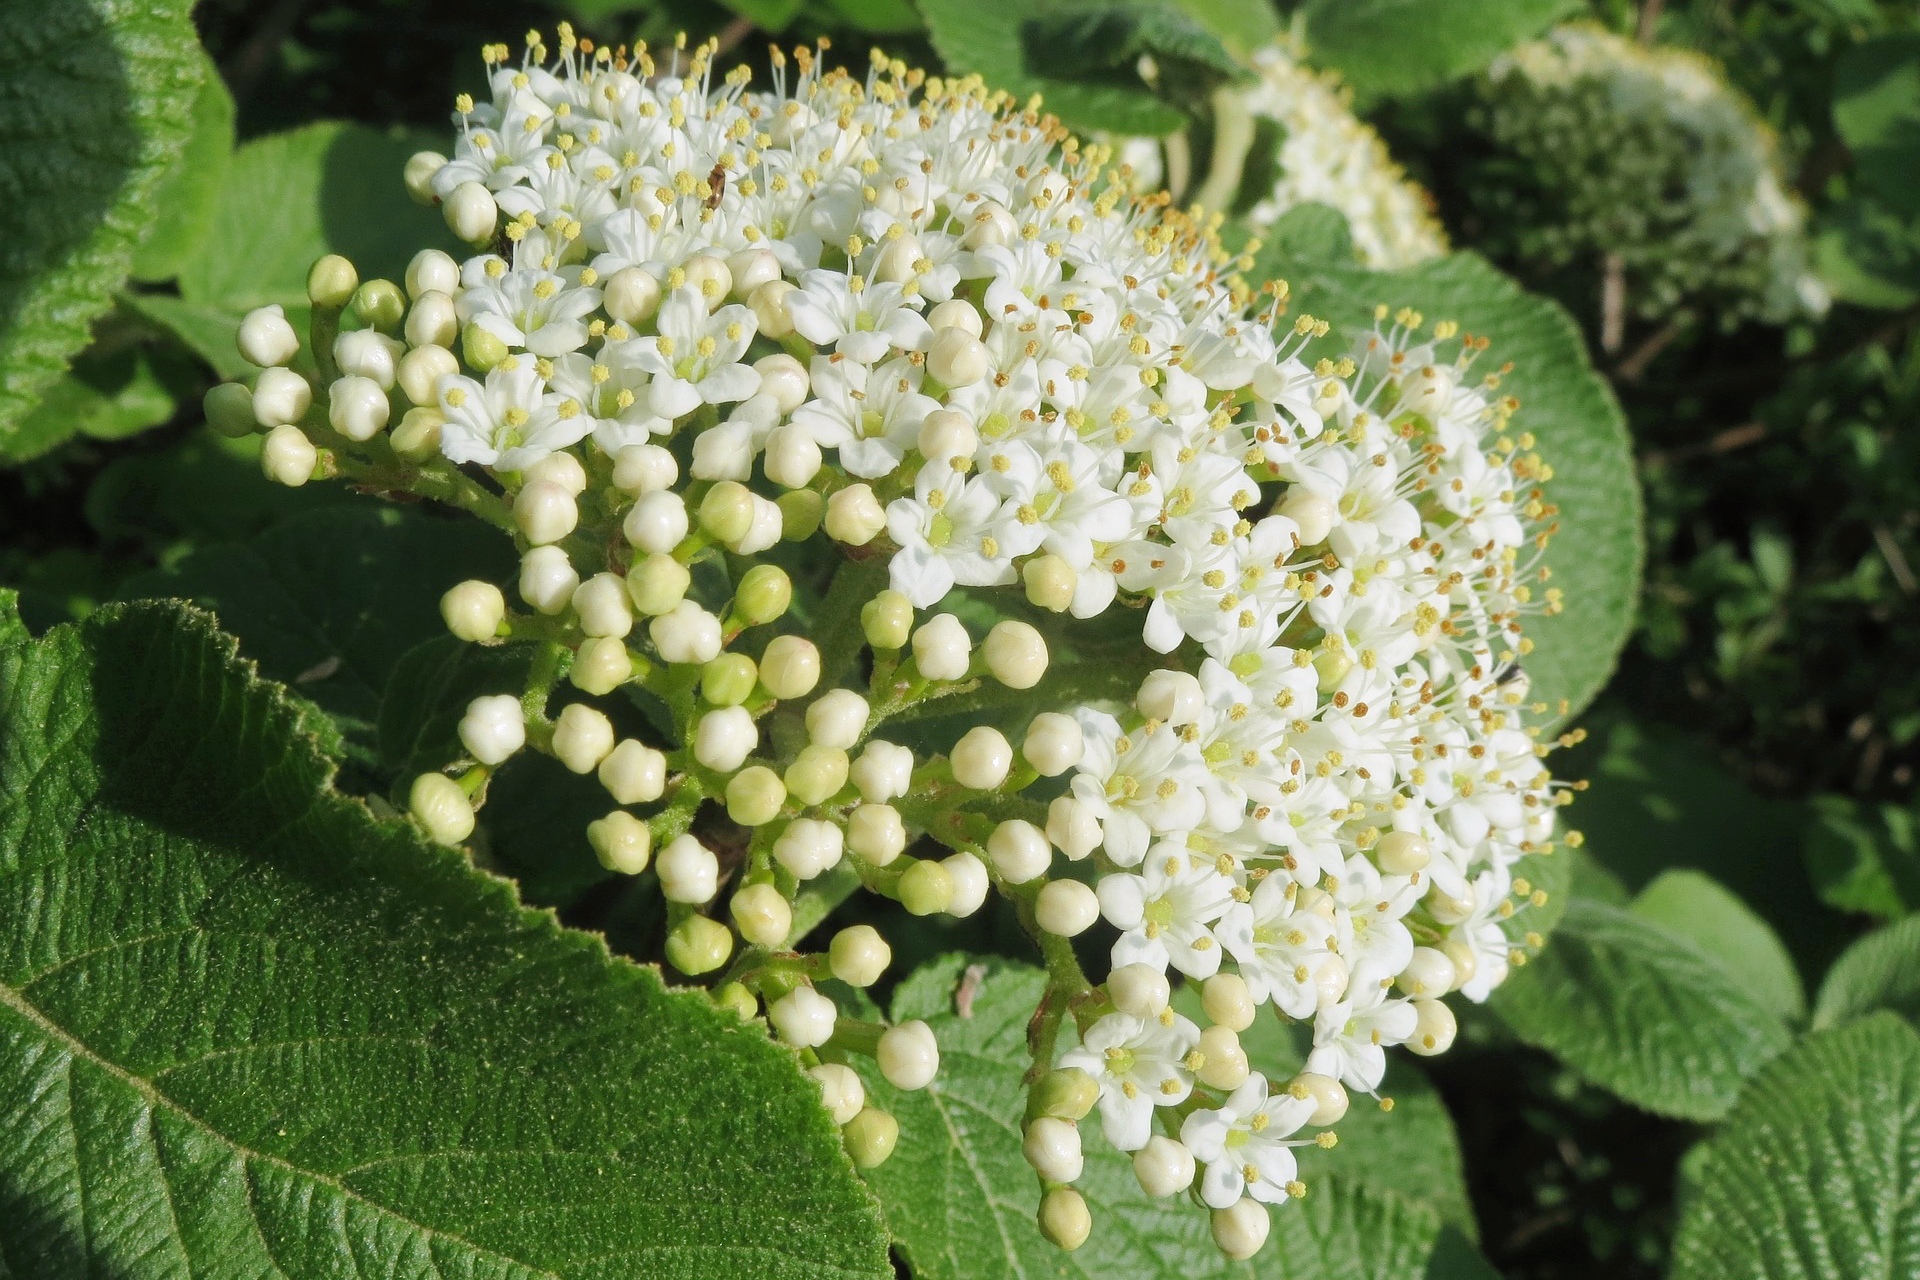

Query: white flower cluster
[[1484, 23, 1827, 321], [218, 29, 1571, 1261]]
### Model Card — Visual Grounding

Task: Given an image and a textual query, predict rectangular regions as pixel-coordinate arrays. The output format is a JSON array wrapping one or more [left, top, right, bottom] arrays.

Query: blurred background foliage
[[7, 0, 1920, 1276]]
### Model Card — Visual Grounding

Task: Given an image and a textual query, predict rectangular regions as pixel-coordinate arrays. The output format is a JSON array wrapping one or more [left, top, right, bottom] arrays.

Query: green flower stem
[[409, 462, 518, 534], [520, 638, 569, 742], [310, 303, 345, 384], [828, 1016, 886, 1056], [646, 774, 706, 848], [814, 557, 889, 691]]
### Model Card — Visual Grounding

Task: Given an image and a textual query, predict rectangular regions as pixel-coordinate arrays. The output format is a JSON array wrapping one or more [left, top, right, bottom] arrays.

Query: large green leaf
[[1814, 196, 1920, 310], [1670, 1014, 1920, 1280], [1266, 251, 1643, 723], [0, 342, 187, 464], [0, 599, 890, 1277], [1299, 0, 1575, 101], [1492, 898, 1792, 1120], [1631, 870, 1805, 1024], [1833, 32, 1920, 218], [854, 955, 1491, 1280], [0, 0, 204, 449], [1813, 917, 1920, 1031], [118, 504, 515, 754], [130, 49, 237, 283]]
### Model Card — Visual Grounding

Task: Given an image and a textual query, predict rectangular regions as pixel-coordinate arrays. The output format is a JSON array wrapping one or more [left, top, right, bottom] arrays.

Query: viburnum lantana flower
[[216, 27, 1579, 1261]]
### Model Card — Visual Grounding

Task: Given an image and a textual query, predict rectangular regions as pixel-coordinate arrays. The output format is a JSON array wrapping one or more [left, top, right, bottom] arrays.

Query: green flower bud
[[462, 321, 510, 373], [784, 743, 850, 806], [701, 653, 759, 706], [204, 382, 259, 438], [842, 1107, 900, 1169], [1033, 1067, 1100, 1121], [1038, 1188, 1091, 1251], [778, 489, 824, 540], [897, 859, 954, 917], [626, 552, 691, 616], [408, 772, 474, 846], [665, 914, 734, 976], [390, 407, 443, 460], [307, 253, 359, 308], [698, 480, 756, 544], [587, 810, 651, 874], [725, 765, 787, 827], [713, 981, 758, 1021], [733, 564, 793, 625], [1314, 646, 1352, 693], [352, 279, 407, 333], [861, 589, 914, 650]]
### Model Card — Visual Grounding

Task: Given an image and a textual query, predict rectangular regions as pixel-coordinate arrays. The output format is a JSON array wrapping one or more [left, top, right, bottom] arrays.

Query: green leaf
[[1265, 251, 1643, 723], [130, 50, 237, 283], [0, 601, 890, 1277], [0, 0, 204, 448], [917, 0, 1192, 136], [1804, 791, 1920, 922], [857, 955, 1472, 1280], [119, 291, 276, 380], [1, 343, 184, 464], [1265, 203, 1359, 266], [1833, 32, 1920, 218], [1813, 917, 1920, 1031], [118, 505, 514, 756], [818, 0, 924, 34], [1299, 0, 1575, 102], [1669, 1015, 1920, 1280], [1631, 870, 1805, 1023], [1492, 898, 1793, 1120], [1169, 0, 1280, 60], [378, 635, 536, 780], [1020, 3, 1240, 83], [1814, 197, 1920, 310]]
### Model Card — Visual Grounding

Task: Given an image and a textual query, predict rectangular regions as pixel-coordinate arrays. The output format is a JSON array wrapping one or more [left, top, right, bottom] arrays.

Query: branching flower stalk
[[212, 28, 1580, 1261]]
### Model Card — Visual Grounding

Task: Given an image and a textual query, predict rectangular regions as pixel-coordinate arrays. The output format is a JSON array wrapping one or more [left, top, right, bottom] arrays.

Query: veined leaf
[[0, 598, 891, 1277], [1299, 0, 1575, 102], [1813, 917, 1920, 1031]]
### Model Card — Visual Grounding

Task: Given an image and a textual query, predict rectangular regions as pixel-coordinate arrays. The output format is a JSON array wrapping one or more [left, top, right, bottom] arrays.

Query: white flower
[[1304, 982, 1419, 1093], [884, 465, 1042, 607], [437, 359, 588, 470], [1097, 843, 1238, 980], [623, 286, 761, 418], [1060, 1010, 1199, 1151], [1180, 1074, 1316, 1208], [791, 355, 937, 478], [1218, 872, 1337, 1019], [459, 264, 603, 356], [786, 270, 932, 364]]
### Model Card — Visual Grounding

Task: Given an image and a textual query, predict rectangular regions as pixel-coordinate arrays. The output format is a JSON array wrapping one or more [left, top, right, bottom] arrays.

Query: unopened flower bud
[[963, 199, 1016, 249], [459, 693, 525, 765], [405, 247, 459, 299], [763, 424, 821, 488], [828, 924, 889, 986], [404, 290, 459, 348], [1290, 1072, 1349, 1127], [749, 279, 797, 338], [725, 766, 787, 828], [512, 479, 576, 546], [307, 254, 358, 308], [1211, 1198, 1270, 1261], [260, 424, 317, 486], [599, 740, 666, 805], [811, 1063, 865, 1125], [402, 151, 446, 205], [702, 653, 759, 707], [1375, 830, 1431, 875], [570, 637, 631, 696], [409, 773, 474, 846], [898, 858, 953, 916], [768, 984, 837, 1048], [877, 1019, 939, 1090], [204, 381, 258, 438], [807, 689, 871, 749], [693, 705, 757, 772], [1397, 947, 1459, 998], [1108, 963, 1170, 1018], [252, 368, 311, 427], [911, 613, 971, 681], [1202, 973, 1256, 1032], [752, 352, 809, 412], [396, 344, 457, 405], [552, 702, 615, 774], [1046, 795, 1101, 860], [680, 252, 731, 303], [1440, 937, 1477, 989], [1195, 1025, 1249, 1089], [1399, 364, 1455, 420], [733, 564, 793, 627], [1035, 879, 1099, 936], [657, 834, 720, 904], [352, 278, 406, 333], [926, 327, 990, 387], [571, 573, 633, 639], [728, 248, 783, 299], [613, 442, 677, 494], [525, 451, 586, 495], [943, 851, 990, 917], [1035, 1067, 1100, 1121], [1038, 1188, 1091, 1252], [847, 803, 906, 865], [779, 489, 824, 540], [983, 620, 1047, 688], [714, 982, 757, 1021], [603, 266, 661, 325], [861, 590, 914, 650], [334, 329, 402, 388], [327, 376, 388, 441], [441, 580, 504, 643], [444, 180, 498, 243], [785, 744, 850, 806], [872, 233, 921, 285], [1313, 954, 1350, 1009], [1137, 669, 1204, 725], [519, 545, 579, 615], [824, 483, 885, 545], [1425, 886, 1475, 926], [1408, 998, 1458, 1056], [626, 552, 691, 616], [985, 817, 1049, 882], [649, 600, 723, 665], [625, 490, 689, 555], [588, 810, 651, 874], [238, 304, 299, 367], [953, 727, 1013, 790], [665, 914, 732, 975], [1023, 1116, 1083, 1182], [698, 480, 755, 545], [390, 406, 443, 459], [1022, 712, 1084, 776], [1022, 554, 1078, 612], [461, 322, 510, 372], [775, 818, 845, 880], [843, 1107, 899, 1168], [850, 740, 913, 802], [1134, 1135, 1196, 1198], [926, 298, 983, 336], [730, 881, 792, 946]]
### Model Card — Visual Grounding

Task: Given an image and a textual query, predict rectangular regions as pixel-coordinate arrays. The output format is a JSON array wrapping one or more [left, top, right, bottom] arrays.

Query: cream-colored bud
[[1023, 1116, 1083, 1183], [1279, 486, 1336, 548], [759, 635, 821, 700], [1022, 554, 1078, 612], [515, 479, 579, 546], [1022, 712, 1084, 776], [1133, 1135, 1195, 1198], [603, 267, 661, 325], [985, 817, 1049, 882], [1046, 795, 1101, 860], [982, 620, 1047, 689], [728, 248, 783, 299], [926, 298, 983, 337], [238, 304, 299, 367], [829, 924, 890, 987], [877, 1019, 939, 1090], [598, 739, 667, 805], [1035, 879, 1098, 936], [1293, 1072, 1349, 1127], [441, 580, 505, 643], [1211, 1198, 1270, 1261], [926, 327, 990, 387], [404, 290, 459, 349], [1195, 1025, 1249, 1090], [571, 572, 633, 639], [252, 368, 312, 427], [693, 705, 757, 772], [1408, 998, 1458, 1056], [806, 689, 871, 750], [260, 424, 317, 486], [942, 851, 990, 917], [408, 773, 474, 846], [1108, 963, 1170, 1018], [824, 484, 885, 546], [396, 343, 457, 406], [443, 181, 498, 243], [1202, 973, 1256, 1032], [587, 810, 651, 874], [405, 247, 459, 298], [952, 726, 1013, 791], [749, 279, 797, 338], [525, 451, 587, 495], [551, 703, 615, 774], [811, 1063, 865, 1125], [911, 613, 972, 681], [657, 834, 720, 904], [403, 150, 446, 205], [847, 803, 906, 865], [1376, 830, 1432, 875], [519, 545, 579, 616], [730, 881, 792, 947], [1397, 947, 1459, 998]]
